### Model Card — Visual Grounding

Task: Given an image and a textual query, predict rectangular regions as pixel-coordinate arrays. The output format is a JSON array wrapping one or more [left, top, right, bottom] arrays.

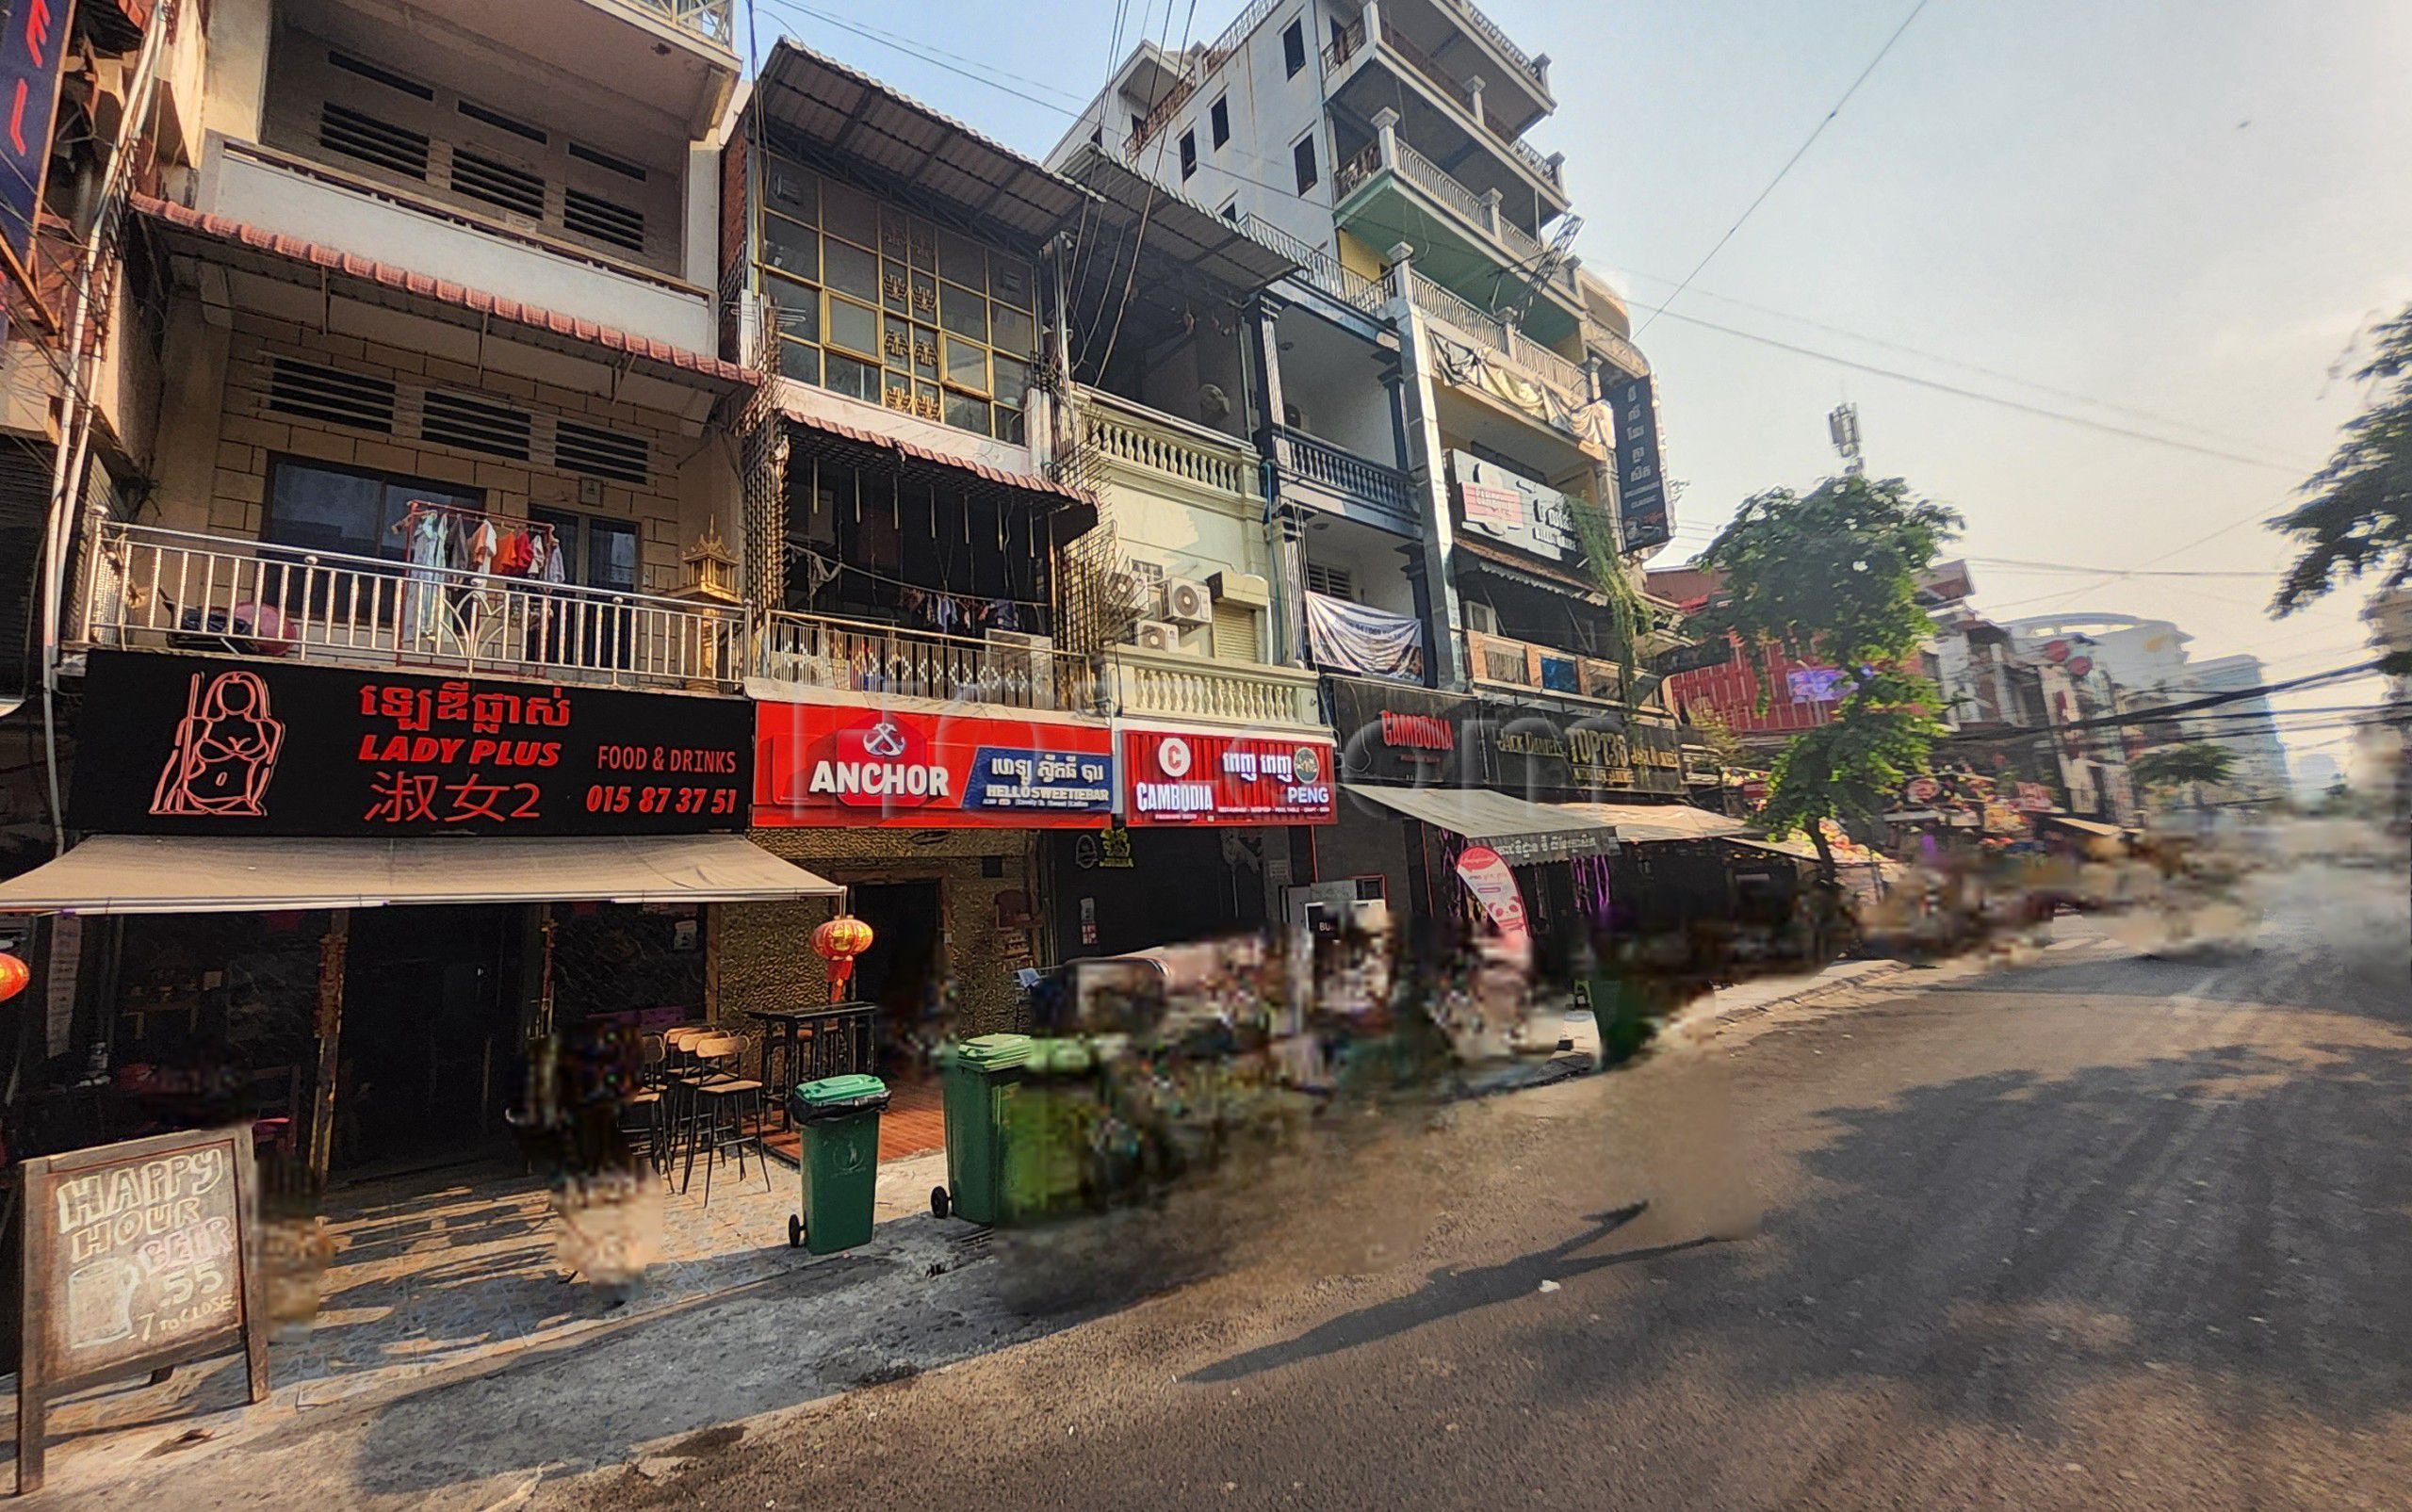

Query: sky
[[742, 0, 2412, 777]]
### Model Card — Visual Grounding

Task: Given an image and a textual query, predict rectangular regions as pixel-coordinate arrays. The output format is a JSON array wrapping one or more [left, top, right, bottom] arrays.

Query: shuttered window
[[1211, 601, 1262, 661], [266, 357, 399, 432], [254, 356, 648, 485]]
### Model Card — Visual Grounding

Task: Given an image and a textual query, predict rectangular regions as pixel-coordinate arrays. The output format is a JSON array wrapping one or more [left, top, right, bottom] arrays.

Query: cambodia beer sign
[[754, 700, 1116, 828], [70, 653, 751, 837], [1121, 729, 1337, 826]]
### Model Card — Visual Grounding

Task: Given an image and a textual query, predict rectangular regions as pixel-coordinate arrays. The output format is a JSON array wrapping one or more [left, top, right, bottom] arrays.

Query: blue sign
[[0, 0, 70, 272], [1604, 373, 1671, 552], [960, 746, 1115, 814]]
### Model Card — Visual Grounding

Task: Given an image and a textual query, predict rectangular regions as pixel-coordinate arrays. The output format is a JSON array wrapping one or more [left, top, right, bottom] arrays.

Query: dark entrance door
[[847, 880, 943, 1053], [339, 905, 528, 1173]]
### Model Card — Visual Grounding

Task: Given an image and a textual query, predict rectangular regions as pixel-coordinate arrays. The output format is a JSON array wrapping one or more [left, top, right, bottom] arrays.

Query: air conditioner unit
[[1102, 569, 1140, 609], [1133, 619, 1185, 653], [1162, 577, 1214, 626]]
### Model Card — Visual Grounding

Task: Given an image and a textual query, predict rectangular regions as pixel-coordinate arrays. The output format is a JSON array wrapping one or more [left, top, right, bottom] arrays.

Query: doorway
[[847, 880, 944, 1058], [339, 905, 529, 1173]]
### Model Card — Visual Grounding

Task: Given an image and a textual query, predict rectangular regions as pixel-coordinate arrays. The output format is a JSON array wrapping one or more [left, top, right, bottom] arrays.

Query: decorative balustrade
[[1274, 426, 1416, 520], [615, 0, 735, 46], [84, 522, 742, 690], [758, 610, 1099, 712], [1103, 644, 1322, 727], [1465, 627, 1630, 705], [1404, 269, 1591, 407], [1448, 0, 1551, 90], [1393, 138, 1490, 227], [1073, 387, 1259, 499], [1237, 214, 1388, 313]]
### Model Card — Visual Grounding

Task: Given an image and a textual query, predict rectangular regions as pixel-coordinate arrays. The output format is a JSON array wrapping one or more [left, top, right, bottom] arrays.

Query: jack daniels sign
[[70, 653, 753, 837]]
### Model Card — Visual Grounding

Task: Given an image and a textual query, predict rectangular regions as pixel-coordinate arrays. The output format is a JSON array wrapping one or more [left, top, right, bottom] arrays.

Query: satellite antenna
[[1829, 402, 1864, 475]]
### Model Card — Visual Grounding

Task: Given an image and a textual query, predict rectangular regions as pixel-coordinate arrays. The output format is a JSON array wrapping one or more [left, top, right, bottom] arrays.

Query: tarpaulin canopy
[[1550, 802, 1748, 843], [1343, 783, 1616, 865], [0, 835, 842, 915]]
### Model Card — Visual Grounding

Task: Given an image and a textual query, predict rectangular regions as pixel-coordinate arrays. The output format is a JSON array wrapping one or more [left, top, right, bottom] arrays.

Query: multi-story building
[[2179, 654, 2290, 801], [0, 0, 856, 1189]]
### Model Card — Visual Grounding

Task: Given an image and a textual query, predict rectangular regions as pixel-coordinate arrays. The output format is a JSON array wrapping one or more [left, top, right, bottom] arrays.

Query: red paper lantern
[[811, 915, 874, 1003], [0, 953, 28, 1003]]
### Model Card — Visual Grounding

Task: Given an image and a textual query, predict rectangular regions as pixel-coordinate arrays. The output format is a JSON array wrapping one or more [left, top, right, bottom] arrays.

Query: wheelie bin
[[1002, 1036, 1100, 1220], [787, 1074, 889, 1254], [931, 1033, 1030, 1224]]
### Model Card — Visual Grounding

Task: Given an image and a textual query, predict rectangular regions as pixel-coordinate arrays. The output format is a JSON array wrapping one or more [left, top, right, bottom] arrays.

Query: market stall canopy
[[0, 836, 841, 915], [1552, 802, 1748, 843], [1343, 783, 1617, 864]]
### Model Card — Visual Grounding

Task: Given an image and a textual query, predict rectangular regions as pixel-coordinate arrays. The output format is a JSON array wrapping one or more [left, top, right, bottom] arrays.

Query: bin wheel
[[788, 1213, 804, 1248], [930, 1186, 951, 1219]]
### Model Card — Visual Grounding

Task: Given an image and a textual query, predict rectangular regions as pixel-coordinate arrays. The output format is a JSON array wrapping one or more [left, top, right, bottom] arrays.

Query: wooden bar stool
[[680, 1032, 770, 1203]]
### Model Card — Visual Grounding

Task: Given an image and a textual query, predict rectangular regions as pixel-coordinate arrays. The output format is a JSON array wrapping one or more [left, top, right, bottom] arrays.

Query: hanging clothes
[[401, 509, 451, 645]]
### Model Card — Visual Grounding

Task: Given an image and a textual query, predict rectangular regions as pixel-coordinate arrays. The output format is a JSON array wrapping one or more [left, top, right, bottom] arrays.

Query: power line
[[1638, 0, 1935, 336]]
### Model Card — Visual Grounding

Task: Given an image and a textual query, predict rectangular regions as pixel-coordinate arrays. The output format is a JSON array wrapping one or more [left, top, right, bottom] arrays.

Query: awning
[[1344, 783, 1617, 864], [780, 405, 1100, 536], [0, 835, 841, 915], [1551, 802, 1748, 843], [2038, 814, 2125, 838]]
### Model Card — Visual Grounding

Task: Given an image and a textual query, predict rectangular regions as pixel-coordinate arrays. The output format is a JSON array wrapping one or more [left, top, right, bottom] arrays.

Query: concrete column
[[1465, 74, 1488, 127], [1361, 0, 1383, 49], [1478, 187, 1503, 237], [1372, 106, 1401, 172], [1246, 295, 1306, 663], [1385, 246, 1469, 691], [1533, 53, 1553, 94]]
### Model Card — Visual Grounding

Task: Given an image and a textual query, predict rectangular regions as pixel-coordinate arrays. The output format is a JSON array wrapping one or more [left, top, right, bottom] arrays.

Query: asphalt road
[[556, 852, 2412, 1512]]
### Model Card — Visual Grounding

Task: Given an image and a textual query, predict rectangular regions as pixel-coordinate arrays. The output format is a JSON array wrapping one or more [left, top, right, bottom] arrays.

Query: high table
[[742, 1001, 879, 1128]]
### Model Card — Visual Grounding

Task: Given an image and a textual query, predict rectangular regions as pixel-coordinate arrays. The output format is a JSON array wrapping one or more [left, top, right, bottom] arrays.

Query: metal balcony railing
[[1236, 214, 1388, 313], [1103, 644, 1322, 726], [1447, 0, 1551, 91], [1372, 19, 1562, 193], [1273, 426, 1416, 520], [758, 610, 1100, 712], [1401, 268, 1590, 405], [84, 522, 742, 690], [613, 0, 736, 47]]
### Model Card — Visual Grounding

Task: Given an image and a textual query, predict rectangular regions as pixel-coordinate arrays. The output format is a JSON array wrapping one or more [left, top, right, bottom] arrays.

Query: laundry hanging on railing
[[1306, 591, 1425, 681], [784, 543, 1035, 633], [1431, 336, 1589, 446]]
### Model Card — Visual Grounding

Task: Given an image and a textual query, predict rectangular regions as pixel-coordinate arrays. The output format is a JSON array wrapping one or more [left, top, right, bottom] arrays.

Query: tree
[[1692, 475, 1963, 882], [2129, 742, 2237, 808], [2273, 305, 2412, 615]]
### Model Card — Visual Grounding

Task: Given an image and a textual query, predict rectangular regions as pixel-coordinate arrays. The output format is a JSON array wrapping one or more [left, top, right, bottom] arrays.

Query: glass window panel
[[937, 227, 984, 286], [993, 405, 1024, 446], [911, 324, 939, 379], [913, 381, 941, 423], [779, 339, 821, 384], [761, 213, 818, 279], [826, 296, 879, 357], [822, 179, 878, 248], [944, 337, 988, 394], [826, 351, 879, 402], [883, 369, 914, 413], [881, 260, 911, 314], [990, 253, 1034, 308], [938, 286, 986, 342], [266, 463, 479, 560], [992, 353, 1031, 407], [824, 238, 879, 301], [944, 389, 992, 435], [908, 218, 937, 271], [877, 203, 911, 262], [882, 317, 913, 371], [763, 272, 820, 342], [909, 270, 938, 324], [766, 160, 817, 222], [990, 303, 1035, 357]]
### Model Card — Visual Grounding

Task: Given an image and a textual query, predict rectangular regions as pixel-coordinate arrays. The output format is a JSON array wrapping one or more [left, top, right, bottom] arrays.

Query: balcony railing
[[1466, 628, 1632, 705], [1402, 268, 1591, 406], [1446, 0, 1551, 92], [615, 0, 736, 46], [84, 523, 742, 691], [1273, 426, 1416, 521], [1071, 387, 1259, 500], [758, 610, 1100, 712], [1393, 138, 1491, 227], [1236, 214, 1388, 313], [1103, 644, 1322, 727], [1365, 14, 1562, 194]]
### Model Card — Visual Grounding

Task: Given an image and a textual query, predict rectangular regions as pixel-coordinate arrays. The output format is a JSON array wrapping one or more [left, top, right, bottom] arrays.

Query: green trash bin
[[1003, 1036, 1099, 1221], [787, 1074, 888, 1255], [932, 1033, 1030, 1225]]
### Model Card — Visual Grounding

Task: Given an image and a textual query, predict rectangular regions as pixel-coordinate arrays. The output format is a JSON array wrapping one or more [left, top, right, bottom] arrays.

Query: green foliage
[[1569, 497, 1648, 703], [2129, 742, 2237, 790], [1695, 476, 1962, 868], [2273, 305, 2412, 615]]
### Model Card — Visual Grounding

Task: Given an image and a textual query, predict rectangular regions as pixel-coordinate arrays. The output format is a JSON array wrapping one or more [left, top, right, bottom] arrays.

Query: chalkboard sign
[[15, 1128, 269, 1494]]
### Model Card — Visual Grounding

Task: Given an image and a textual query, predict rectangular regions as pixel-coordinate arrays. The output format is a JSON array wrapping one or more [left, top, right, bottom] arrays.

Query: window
[[1179, 130, 1197, 180], [1305, 561, 1355, 601], [1282, 19, 1307, 76], [1131, 112, 1147, 138], [1293, 135, 1318, 194], [1220, 198, 1241, 222], [755, 148, 1039, 441], [1210, 95, 1230, 148], [262, 456, 482, 563], [530, 507, 639, 592]]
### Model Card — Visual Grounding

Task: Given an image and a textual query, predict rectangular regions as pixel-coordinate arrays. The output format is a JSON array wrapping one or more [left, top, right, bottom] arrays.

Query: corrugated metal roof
[[779, 403, 1100, 513], [1052, 142, 1298, 294]]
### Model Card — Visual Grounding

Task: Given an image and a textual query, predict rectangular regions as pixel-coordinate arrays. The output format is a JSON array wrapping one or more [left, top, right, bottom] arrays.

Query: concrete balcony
[[1465, 627, 1630, 706], [1272, 425, 1419, 532], [1103, 644, 1323, 728], [199, 138, 714, 353], [400, 0, 738, 133], [1323, 2, 1570, 220], [1069, 386, 1261, 507], [82, 523, 744, 692], [1331, 122, 1585, 346], [1398, 267, 1592, 413]]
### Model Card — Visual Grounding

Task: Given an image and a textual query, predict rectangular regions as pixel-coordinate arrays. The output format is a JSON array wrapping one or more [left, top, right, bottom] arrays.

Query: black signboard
[[1649, 637, 1736, 677], [70, 653, 753, 837], [1605, 373, 1671, 552], [1477, 700, 1685, 800], [1326, 678, 1478, 788]]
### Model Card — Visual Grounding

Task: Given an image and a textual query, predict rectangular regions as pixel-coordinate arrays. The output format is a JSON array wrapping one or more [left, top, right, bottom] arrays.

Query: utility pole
[[1829, 402, 1865, 476]]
